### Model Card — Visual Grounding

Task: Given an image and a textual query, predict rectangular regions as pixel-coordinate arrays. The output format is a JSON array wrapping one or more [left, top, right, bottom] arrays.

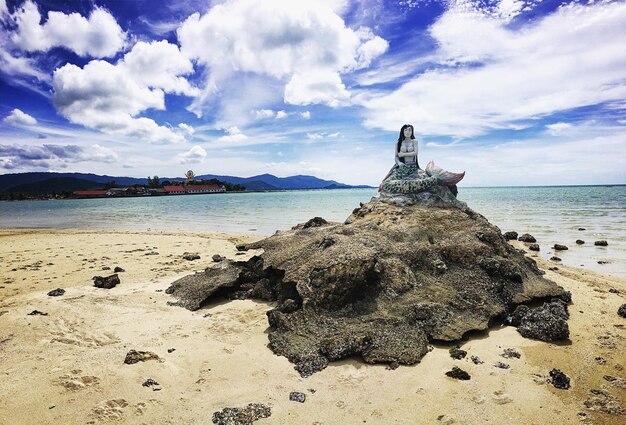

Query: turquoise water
[[1, 186, 624, 278]]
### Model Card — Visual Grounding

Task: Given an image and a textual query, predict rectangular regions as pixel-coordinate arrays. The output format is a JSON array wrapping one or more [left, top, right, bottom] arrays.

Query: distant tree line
[[146, 176, 245, 192]]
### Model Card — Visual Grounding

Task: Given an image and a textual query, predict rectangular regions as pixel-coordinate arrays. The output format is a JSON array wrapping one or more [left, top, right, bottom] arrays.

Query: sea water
[[0, 186, 624, 278]]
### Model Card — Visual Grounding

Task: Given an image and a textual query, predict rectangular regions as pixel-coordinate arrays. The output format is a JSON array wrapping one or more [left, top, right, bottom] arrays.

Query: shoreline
[[0, 229, 624, 424]]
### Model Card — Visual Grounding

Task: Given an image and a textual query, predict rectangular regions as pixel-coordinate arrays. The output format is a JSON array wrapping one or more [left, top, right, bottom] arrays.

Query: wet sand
[[0, 230, 624, 424]]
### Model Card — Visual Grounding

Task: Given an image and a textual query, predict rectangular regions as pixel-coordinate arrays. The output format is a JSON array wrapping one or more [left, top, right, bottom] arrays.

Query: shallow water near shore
[[0, 185, 624, 277]]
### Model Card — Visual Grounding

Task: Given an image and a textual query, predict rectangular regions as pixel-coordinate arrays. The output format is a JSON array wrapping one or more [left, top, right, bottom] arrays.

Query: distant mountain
[[6, 177, 104, 194], [0, 171, 372, 193]]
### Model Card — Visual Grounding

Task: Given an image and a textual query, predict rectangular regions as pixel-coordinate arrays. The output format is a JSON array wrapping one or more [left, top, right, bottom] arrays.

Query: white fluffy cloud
[[0, 143, 117, 170], [178, 145, 207, 164], [218, 126, 249, 143], [3, 108, 37, 125], [359, 2, 626, 137], [52, 40, 197, 143], [177, 0, 387, 114], [10, 0, 126, 57]]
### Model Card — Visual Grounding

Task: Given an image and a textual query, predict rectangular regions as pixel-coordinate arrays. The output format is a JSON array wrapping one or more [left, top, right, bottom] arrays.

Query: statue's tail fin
[[425, 160, 465, 186]]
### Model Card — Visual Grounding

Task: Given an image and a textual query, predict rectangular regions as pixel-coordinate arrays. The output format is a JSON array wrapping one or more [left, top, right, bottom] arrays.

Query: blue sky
[[0, 0, 624, 186]]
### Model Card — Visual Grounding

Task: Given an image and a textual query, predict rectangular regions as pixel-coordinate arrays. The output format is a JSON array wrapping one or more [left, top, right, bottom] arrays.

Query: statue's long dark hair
[[396, 124, 415, 155]]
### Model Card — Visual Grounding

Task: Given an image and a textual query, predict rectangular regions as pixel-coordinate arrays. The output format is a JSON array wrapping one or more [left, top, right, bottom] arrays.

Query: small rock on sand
[[212, 403, 271, 425], [47, 288, 65, 297], [123, 350, 160, 365], [494, 362, 510, 369], [584, 389, 624, 415], [93, 274, 120, 289], [471, 356, 483, 365], [594, 240, 608, 246], [554, 244, 568, 251], [445, 367, 470, 380], [503, 231, 518, 240], [27, 310, 48, 316], [114, 266, 125, 273], [212, 254, 225, 262], [550, 256, 562, 262], [518, 233, 536, 243], [183, 253, 201, 261], [449, 347, 467, 360], [576, 239, 584, 244], [528, 243, 540, 251], [501, 348, 521, 359], [618, 304, 626, 318], [289, 392, 306, 403], [549, 369, 571, 389]]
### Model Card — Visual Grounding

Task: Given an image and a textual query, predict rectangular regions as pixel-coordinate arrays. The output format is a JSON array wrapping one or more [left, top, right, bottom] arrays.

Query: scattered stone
[[27, 310, 48, 316], [289, 392, 306, 403], [124, 350, 160, 365], [595, 357, 606, 365], [212, 403, 271, 425], [449, 347, 467, 360], [548, 267, 559, 271], [597, 260, 610, 265], [518, 233, 536, 243], [308, 388, 316, 394], [503, 231, 518, 241], [618, 304, 626, 318], [528, 243, 540, 251], [298, 217, 328, 229], [576, 240, 585, 245], [603, 375, 626, 389], [142, 379, 160, 390], [102, 266, 111, 270], [550, 256, 562, 262], [494, 362, 510, 369], [145, 251, 159, 255], [501, 348, 521, 359], [517, 300, 569, 341], [114, 266, 125, 273], [549, 369, 571, 389], [608, 288, 620, 294], [183, 253, 201, 261], [203, 313, 212, 318], [93, 274, 120, 289], [554, 244, 568, 251], [167, 348, 176, 353], [578, 228, 586, 231], [235, 252, 245, 256], [471, 356, 483, 365], [47, 288, 65, 297], [212, 255, 225, 262], [584, 389, 624, 415], [235, 244, 248, 252], [445, 366, 470, 380], [594, 240, 608, 246]]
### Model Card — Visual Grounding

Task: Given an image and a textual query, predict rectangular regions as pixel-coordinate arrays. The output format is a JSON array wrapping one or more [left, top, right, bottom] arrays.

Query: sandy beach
[[0, 229, 624, 425]]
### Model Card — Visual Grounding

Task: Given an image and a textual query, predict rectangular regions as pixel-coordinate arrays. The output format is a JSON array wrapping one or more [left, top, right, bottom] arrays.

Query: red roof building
[[163, 185, 225, 194], [163, 185, 186, 194], [73, 190, 108, 197]]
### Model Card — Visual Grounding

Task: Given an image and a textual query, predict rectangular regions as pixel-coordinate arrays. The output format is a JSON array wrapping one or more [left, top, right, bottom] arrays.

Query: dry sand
[[0, 230, 624, 424]]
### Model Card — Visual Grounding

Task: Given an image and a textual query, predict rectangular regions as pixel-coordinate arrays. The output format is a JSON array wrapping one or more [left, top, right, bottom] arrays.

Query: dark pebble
[[594, 240, 608, 246], [494, 362, 510, 369], [550, 256, 562, 262], [145, 252, 159, 256], [27, 310, 48, 316], [548, 267, 559, 271], [471, 356, 483, 364], [608, 288, 620, 294], [597, 261, 610, 265], [142, 378, 160, 387], [212, 254, 225, 262], [529, 243, 540, 251], [549, 369, 571, 389], [518, 233, 536, 243], [503, 231, 518, 240], [449, 347, 467, 360], [167, 348, 176, 353], [183, 254, 201, 261], [235, 244, 248, 251], [578, 228, 586, 231], [124, 349, 160, 364], [618, 304, 626, 318], [554, 244, 568, 251], [93, 274, 120, 289], [114, 266, 125, 273], [501, 348, 521, 359], [445, 366, 470, 380], [595, 357, 606, 365], [576, 240, 584, 245], [289, 392, 306, 403], [47, 288, 65, 297]]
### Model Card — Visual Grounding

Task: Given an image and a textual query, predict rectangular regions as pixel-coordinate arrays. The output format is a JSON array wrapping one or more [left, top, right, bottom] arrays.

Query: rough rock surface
[[503, 231, 518, 241], [167, 192, 566, 376], [93, 274, 120, 289], [47, 288, 65, 297], [212, 403, 272, 425], [618, 304, 626, 318], [518, 234, 537, 243], [123, 350, 160, 365], [517, 300, 569, 341], [549, 369, 571, 389]]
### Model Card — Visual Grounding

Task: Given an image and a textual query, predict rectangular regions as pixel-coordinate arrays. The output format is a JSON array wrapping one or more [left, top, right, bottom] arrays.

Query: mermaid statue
[[380, 124, 465, 195]]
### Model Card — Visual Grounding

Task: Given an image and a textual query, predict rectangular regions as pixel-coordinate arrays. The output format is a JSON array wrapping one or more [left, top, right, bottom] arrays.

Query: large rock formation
[[166, 188, 567, 376]]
